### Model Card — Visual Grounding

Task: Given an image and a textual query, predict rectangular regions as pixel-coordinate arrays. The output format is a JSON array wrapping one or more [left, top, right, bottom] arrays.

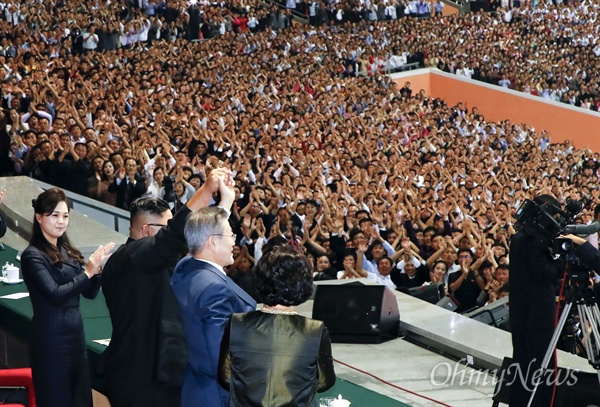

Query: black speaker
[[409, 283, 445, 304], [312, 282, 400, 344], [464, 297, 509, 330], [436, 295, 459, 312]]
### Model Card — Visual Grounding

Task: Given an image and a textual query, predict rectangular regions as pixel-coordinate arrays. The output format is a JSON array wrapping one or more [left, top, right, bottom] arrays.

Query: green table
[[0, 244, 409, 406]]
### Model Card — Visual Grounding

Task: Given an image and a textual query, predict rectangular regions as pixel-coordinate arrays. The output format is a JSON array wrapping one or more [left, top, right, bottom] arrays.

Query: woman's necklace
[[260, 305, 298, 315]]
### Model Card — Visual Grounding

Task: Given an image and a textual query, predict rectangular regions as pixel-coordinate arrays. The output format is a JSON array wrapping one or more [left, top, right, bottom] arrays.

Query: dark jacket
[[100, 206, 190, 407], [108, 174, 147, 210], [509, 231, 566, 406], [219, 312, 336, 407], [392, 264, 430, 289]]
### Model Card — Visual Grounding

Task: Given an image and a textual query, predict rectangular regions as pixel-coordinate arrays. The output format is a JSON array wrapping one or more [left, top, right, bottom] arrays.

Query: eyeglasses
[[458, 255, 472, 259], [146, 223, 167, 229], [212, 233, 237, 240]]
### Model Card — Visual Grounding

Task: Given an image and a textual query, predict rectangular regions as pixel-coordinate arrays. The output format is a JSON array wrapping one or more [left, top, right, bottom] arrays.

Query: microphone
[[564, 221, 600, 235]]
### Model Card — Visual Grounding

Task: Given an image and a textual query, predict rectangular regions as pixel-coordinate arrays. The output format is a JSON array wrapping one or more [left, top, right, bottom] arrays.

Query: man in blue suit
[[171, 173, 257, 407]]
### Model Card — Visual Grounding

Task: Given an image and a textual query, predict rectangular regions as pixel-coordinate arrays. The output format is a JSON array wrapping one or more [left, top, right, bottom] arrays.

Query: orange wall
[[393, 70, 600, 152], [398, 73, 431, 97], [441, 3, 459, 16]]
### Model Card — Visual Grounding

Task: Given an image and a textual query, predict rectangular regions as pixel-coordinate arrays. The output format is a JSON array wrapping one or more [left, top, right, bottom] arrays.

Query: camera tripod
[[527, 279, 600, 407]]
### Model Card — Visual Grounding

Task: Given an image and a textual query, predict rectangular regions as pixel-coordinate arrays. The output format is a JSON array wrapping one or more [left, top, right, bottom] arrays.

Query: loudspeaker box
[[312, 283, 400, 344]]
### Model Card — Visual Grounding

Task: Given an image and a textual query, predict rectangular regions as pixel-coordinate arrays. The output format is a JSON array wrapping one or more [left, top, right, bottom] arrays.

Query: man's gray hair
[[185, 206, 229, 255]]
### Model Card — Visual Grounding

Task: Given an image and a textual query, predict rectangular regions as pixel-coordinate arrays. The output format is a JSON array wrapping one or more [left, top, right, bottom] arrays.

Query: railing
[[264, 0, 310, 24], [357, 61, 420, 77]]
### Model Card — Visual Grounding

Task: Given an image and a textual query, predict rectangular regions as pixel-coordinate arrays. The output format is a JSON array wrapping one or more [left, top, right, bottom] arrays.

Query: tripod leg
[[527, 302, 573, 407], [588, 306, 600, 349], [578, 306, 593, 359], [577, 304, 600, 385]]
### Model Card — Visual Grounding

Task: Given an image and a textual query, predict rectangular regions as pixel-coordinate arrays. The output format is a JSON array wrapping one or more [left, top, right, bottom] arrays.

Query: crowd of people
[[5, 0, 600, 405], [0, 0, 600, 302], [0, 0, 598, 306]]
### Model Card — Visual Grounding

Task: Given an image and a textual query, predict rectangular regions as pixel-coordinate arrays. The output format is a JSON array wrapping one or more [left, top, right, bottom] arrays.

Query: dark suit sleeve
[[417, 264, 431, 284], [316, 325, 336, 392], [447, 269, 461, 288], [81, 274, 101, 299], [575, 242, 600, 273], [404, 220, 421, 250], [21, 249, 94, 306], [329, 234, 346, 266], [107, 178, 119, 193], [443, 220, 452, 237]]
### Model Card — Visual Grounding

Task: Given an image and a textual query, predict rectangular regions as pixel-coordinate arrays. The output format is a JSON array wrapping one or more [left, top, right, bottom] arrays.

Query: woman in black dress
[[21, 188, 114, 407]]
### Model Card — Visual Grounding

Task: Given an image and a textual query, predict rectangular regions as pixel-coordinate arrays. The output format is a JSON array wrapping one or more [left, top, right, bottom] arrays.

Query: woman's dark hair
[[101, 160, 114, 182], [430, 259, 447, 272], [343, 250, 357, 261], [31, 188, 84, 266], [255, 245, 313, 307], [479, 260, 494, 272], [366, 240, 384, 261]]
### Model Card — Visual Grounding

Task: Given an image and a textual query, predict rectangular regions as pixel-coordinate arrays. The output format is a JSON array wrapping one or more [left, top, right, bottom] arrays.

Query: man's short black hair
[[355, 209, 370, 218], [456, 248, 472, 259], [305, 199, 320, 209], [343, 250, 357, 261], [376, 256, 394, 267], [130, 197, 170, 219], [423, 226, 437, 235], [349, 228, 364, 241], [358, 217, 372, 227], [431, 232, 444, 241], [109, 152, 122, 160]]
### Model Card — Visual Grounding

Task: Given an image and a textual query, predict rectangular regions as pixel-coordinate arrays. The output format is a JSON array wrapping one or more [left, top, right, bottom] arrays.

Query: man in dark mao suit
[[509, 195, 569, 406], [108, 157, 147, 210], [101, 168, 232, 407], [509, 227, 565, 406], [171, 174, 257, 407]]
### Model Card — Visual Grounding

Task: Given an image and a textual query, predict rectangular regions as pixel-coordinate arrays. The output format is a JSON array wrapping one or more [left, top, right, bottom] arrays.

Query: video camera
[[513, 198, 585, 242], [514, 199, 600, 278]]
